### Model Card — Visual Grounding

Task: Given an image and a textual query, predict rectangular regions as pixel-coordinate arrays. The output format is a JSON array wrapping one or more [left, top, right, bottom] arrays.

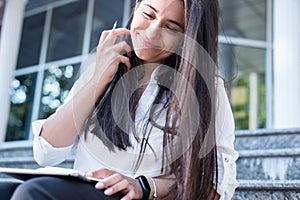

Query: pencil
[[112, 20, 117, 30]]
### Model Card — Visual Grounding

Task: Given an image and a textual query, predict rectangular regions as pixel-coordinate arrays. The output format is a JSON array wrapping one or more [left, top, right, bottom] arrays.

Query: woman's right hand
[[92, 28, 131, 86]]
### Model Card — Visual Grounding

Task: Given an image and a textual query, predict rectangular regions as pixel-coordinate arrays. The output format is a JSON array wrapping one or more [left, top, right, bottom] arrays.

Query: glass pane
[[219, 44, 266, 130], [46, 0, 87, 61], [26, 0, 61, 11], [90, 0, 125, 50], [6, 73, 37, 141], [17, 12, 45, 68], [219, 0, 267, 40], [39, 63, 80, 119]]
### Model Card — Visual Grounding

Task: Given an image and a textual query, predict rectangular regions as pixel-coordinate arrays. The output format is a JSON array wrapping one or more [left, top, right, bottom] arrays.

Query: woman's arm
[[86, 169, 175, 200], [39, 28, 131, 147], [87, 168, 220, 200]]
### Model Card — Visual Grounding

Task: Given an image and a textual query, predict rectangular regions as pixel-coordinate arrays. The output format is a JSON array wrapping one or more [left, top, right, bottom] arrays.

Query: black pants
[[0, 177, 123, 200]]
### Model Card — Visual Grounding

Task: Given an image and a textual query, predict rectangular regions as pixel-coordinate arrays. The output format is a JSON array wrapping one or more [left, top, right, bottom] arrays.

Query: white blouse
[[32, 64, 239, 200]]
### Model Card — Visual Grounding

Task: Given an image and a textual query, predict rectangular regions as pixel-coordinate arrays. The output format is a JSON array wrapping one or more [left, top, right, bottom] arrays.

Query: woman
[[6, 0, 238, 199]]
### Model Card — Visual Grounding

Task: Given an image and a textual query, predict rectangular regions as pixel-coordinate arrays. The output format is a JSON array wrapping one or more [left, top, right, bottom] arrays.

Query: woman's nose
[[145, 21, 162, 40]]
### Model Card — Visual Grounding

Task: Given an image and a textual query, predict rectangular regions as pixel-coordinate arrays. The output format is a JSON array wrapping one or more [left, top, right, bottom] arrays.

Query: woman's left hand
[[85, 168, 143, 200]]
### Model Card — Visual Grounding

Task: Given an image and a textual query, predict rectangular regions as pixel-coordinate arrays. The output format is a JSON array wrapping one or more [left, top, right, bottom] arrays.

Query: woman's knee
[[11, 177, 59, 200]]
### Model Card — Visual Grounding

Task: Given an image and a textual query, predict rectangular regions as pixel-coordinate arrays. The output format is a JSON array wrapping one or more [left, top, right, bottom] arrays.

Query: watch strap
[[136, 175, 151, 200]]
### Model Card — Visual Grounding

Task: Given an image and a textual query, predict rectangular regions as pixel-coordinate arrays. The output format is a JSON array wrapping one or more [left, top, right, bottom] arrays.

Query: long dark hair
[[84, 0, 219, 199]]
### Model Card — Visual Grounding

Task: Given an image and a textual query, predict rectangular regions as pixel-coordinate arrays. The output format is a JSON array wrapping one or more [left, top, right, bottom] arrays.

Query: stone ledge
[[236, 128, 300, 137], [0, 157, 37, 164], [0, 141, 33, 150], [237, 180, 300, 190], [0, 156, 75, 164], [236, 155, 300, 180], [233, 190, 300, 200], [238, 148, 300, 158]]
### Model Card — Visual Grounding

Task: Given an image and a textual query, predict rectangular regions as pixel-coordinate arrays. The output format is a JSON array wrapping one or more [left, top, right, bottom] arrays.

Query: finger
[[98, 28, 129, 45], [103, 28, 131, 44], [98, 30, 110, 45], [89, 168, 115, 179], [98, 173, 123, 189], [117, 55, 131, 70], [110, 28, 131, 37], [104, 179, 129, 196], [120, 190, 135, 200], [113, 41, 132, 55]]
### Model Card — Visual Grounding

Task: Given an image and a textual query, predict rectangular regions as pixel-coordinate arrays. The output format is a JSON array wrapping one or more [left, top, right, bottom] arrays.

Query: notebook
[[0, 166, 101, 184]]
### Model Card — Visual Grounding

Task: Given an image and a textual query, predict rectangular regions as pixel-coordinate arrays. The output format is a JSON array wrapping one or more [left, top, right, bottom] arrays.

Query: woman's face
[[130, 0, 185, 63]]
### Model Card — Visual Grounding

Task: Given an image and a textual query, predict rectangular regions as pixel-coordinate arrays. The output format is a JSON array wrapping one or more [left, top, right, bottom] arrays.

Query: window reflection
[[17, 12, 45, 68], [39, 63, 80, 119], [219, 0, 267, 40], [90, 0, 124, 50], [46, 0, 87, 61], [6, 74, 37, 141], [219, 44, 266, 130]]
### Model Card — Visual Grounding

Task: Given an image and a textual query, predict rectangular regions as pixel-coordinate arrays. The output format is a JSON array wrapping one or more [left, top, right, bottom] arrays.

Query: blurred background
[[0, 0, 300, 199], [1, 0, 300, 141], [1, 0, 300, 143]]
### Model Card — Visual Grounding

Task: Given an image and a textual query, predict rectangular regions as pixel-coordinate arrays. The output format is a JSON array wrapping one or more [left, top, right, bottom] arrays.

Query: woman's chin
[[135, 50, 169, 63]]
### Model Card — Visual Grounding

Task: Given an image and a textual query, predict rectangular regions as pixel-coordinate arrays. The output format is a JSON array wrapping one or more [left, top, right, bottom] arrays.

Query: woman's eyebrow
[[143, 4, 184, 30], [144, 4, 158, 12]]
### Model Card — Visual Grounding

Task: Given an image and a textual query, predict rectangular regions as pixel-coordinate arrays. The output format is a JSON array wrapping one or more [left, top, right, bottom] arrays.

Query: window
[[90, 0, 124, 51], [220, 0, 267, 40], [7, 0, 131, 141], [6, 0, 273, 142], [46, 0, 87, 61], [17, 12, 45, 68], [219, 44, 266, 129], [6, 73, 37, 141], [219, 0, 272, 130], [39, 63, 80, 119]]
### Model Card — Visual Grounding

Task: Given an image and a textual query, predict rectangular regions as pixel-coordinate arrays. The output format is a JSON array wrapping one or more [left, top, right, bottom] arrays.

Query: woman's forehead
[[139, 0, 185, 21]]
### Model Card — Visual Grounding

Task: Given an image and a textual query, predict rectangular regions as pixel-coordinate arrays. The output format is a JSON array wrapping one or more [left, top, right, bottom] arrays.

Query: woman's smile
[[138, 32, 161, 49]]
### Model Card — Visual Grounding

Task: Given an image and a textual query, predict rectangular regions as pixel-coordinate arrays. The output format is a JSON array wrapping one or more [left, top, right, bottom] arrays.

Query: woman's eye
[[143, 12, 154, 19], [166, 25, 178, 33]]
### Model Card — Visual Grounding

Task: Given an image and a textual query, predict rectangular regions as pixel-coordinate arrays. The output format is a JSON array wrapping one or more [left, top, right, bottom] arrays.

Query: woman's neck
[[141, 62, 160, 84]]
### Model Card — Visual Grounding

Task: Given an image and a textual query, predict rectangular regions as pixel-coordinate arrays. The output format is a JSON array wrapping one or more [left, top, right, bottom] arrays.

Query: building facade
[[0, 0, 300, 145]]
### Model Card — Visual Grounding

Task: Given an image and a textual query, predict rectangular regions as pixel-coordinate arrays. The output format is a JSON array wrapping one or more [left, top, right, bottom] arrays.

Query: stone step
[[0, 157, 74, 168], [0, 142, 33, 158], [237, 148, 300, 181], [233, 180, 300, 200], [2, 128, 298, 156], [0, 156, 74, 179], [1, 148, 299, 181], [235, 128, 300, 151]]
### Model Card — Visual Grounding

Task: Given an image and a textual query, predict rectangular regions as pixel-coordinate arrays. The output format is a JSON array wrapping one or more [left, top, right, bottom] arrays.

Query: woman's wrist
[[149, 178, 158, 200], [87, 75, 110, 98], [136, 175, 151, 200]]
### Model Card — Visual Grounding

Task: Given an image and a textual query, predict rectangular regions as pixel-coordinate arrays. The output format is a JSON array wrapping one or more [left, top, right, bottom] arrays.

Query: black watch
[[136, 175, 151, 200]]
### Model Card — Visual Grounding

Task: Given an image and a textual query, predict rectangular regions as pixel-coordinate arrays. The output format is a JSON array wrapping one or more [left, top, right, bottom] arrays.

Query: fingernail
[[95, 181, 104, 189], [104, 188, 113, 195]]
